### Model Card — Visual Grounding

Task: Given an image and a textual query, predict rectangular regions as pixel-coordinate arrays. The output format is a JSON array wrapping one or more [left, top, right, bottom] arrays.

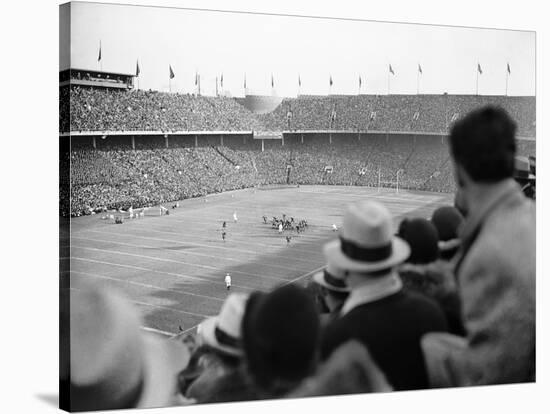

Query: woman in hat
[[397, 217, 465, 336], [181, 293, 255, 404]]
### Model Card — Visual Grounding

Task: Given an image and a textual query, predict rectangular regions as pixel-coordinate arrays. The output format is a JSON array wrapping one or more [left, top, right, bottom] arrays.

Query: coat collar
[[455, 179, 523, 273], [341, 272, 403, 315], [460, 179, 521, 245]]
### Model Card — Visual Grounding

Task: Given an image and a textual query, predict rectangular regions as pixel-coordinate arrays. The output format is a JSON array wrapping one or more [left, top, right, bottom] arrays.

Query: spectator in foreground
[[431, 206, 464, 261], [63, 282, 192, 412], [241, 284, 321, 399], [180, 292, 251, 403], [513, 155, 536, 200], [287, 340, 393, 398], [397, 217, 464, 336], [320, 201, 449, 391], [311, 262, 350, 326], [423, 106, 535, 387]]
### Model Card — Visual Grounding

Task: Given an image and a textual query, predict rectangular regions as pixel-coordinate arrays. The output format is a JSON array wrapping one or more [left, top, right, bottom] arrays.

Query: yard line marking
[[79, 229, 323, 267], [71, 244, 289, 282], [117, 221, 327, 258], [132, 300, 211, 318], [71, 235, 312, 274], [170, 324, 200, 339], [70, 257, 256, 291], [141, 326, 175, 337], [71, 270, 224, 302], [73, 215, 327, 258], [67, 286, 211, 318], [284, 265, 327, 285]]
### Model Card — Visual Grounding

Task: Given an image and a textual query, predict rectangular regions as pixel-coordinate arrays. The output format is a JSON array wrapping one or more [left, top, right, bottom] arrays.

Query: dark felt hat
[[397, 218, 439, 264], [431, 206, 464, 251], [241, 284, 320, 390]]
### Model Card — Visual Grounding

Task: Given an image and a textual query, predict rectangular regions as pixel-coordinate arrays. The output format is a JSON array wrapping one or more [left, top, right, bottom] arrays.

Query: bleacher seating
[[61, 87, 535, 137]]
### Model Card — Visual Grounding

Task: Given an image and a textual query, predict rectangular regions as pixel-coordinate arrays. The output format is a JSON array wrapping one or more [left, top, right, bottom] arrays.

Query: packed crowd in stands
[[61, 86, 536, 137], [63, 130, 534, 217], [62, 106, 535, 411], [66, 87, 263, 132], [68, 145, 259, 216], [261, 94, 536, 137]]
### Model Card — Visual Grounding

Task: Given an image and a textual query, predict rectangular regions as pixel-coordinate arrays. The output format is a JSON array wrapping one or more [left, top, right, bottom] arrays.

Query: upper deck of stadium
[[60, 86, 536, 138]]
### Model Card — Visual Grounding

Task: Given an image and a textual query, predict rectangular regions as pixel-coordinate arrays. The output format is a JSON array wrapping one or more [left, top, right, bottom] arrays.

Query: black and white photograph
[[57, 1, 538, 412]]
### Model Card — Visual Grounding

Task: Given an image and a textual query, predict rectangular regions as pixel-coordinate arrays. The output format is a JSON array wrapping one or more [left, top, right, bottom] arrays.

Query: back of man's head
[[449, 106, 517, 183]]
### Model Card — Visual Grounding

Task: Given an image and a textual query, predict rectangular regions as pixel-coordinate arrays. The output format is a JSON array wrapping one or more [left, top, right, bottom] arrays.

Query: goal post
[[377, 168, 404, 193]]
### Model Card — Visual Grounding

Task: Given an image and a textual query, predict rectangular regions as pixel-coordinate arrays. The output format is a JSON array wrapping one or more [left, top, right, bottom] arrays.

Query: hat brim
[[198, 317, 243, 357], [324, 237, 410, 273], [438, 238, 461, 252], [137, 334, 191, 408], [312, 271, 350, 293]]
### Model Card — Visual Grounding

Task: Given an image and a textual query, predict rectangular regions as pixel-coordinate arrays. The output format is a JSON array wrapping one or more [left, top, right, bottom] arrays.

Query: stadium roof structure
[[61, 68, 136, 78]]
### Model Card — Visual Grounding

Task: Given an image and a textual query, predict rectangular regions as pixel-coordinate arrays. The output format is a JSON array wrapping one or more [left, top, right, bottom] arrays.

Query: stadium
[[60, 69, 535, 332], [59, 3, 536, 411]]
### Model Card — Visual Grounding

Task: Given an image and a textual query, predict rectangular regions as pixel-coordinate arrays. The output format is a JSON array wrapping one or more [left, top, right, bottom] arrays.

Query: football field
[[60, 185, 453, 336]]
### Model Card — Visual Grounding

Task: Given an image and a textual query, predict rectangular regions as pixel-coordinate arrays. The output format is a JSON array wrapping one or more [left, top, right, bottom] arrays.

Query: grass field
[[60, 185, 453, 337]]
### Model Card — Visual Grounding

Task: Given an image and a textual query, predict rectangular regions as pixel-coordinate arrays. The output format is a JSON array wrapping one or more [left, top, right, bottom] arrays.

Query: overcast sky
[[62, 2, 536, 97]]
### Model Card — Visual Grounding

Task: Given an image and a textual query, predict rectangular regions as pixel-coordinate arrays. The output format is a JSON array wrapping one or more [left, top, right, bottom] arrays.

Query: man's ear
[[454, 164, 469, 189]]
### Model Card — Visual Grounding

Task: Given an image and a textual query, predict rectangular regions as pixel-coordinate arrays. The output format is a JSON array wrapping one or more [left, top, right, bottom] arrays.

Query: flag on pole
[[244, 73, 247, 89], [195, 71, 198, 86], [418, 64, 423, 74], [329, 75, 333, 86], [389, 64, 395, 75], [169, 65, 175, 79], [477, 63, 483, 74], [298, 74, 301, 87], [271, 73, 274, 88], [98, 41, 102, 62], [507, 62, 511, 74], [359, 75, 362, 88], [220, 73, 224, 88], [136, 60, 140, 77]]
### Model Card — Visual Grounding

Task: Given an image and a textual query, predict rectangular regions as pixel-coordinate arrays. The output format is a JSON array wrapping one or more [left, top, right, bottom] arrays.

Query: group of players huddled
[[261, 214, 310, 245], [221, 213, 311, 245]]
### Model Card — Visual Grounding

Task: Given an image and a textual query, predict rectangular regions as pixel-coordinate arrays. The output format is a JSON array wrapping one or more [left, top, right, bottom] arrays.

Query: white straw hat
[[198, 292, 248, 357], [323, 201, 410, 272], [68, 284, 191, 411]]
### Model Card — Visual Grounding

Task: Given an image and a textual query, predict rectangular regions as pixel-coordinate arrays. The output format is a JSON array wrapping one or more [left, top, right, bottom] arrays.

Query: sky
[[62, 2, 536, 97]]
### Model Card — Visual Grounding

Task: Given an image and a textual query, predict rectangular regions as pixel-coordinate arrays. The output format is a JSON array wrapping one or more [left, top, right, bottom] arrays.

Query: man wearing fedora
[[422, 106, 535, 387], [320, 201, 449, 391], [312, 262, 350, 326]]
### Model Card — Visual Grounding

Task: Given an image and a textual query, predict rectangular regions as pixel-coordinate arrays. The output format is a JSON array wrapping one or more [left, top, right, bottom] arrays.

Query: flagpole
[[476, 64, 479, 96], [505, 69, 509, 96], [387, 70, 390, 95], [417, 68, 420, 95]]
